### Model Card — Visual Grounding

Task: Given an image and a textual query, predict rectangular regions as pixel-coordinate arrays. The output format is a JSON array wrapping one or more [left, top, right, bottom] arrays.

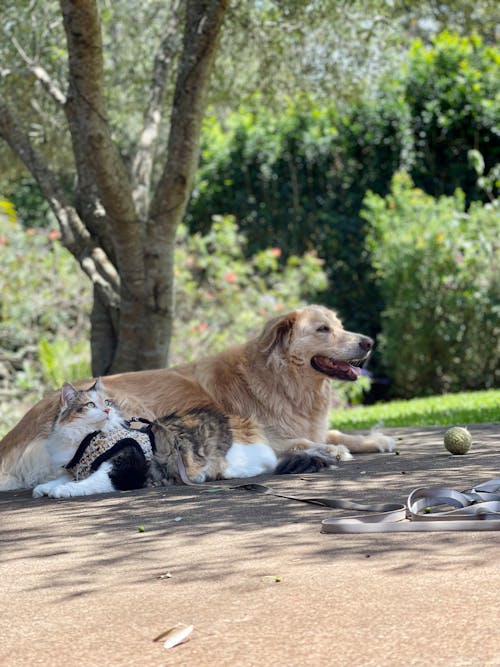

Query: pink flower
[[224, 272, 237, 283]]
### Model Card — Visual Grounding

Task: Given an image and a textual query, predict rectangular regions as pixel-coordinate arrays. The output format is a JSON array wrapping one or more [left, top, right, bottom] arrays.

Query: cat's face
[[57, 378, 122, 432]]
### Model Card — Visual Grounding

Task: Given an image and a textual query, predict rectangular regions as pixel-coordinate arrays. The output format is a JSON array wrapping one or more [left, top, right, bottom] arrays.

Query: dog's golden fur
[[0, 305, 394, 490]]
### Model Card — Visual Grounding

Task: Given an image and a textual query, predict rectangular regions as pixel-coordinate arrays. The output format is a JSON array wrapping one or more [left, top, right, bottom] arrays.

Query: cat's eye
[[316, 325, 331, 333], [85, 401, 96, 408], [104, 399, 113, 407]]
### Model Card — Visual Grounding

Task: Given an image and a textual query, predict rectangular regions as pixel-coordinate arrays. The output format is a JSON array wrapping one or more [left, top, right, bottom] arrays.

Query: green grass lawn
[[330, 389, 500, 430]]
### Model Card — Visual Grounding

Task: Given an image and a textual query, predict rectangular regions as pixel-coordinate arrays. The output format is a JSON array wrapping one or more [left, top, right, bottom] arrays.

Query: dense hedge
[[364, 174, 499, 397], [188, 32, 499, 348], [405, 32, 499, 201], [190, 97, 411, 339]]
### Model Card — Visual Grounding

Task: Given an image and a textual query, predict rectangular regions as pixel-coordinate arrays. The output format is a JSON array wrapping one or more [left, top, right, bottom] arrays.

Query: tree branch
[[10, 35, 67, 107], [0, 98, 120, 309], [149, 0, 230, 231], [131, 0, 182, 219], [141, 0, 229, 363], [10, 13, 116, 267], [59, 0, 137, 232], [60, 0, 152, 332]]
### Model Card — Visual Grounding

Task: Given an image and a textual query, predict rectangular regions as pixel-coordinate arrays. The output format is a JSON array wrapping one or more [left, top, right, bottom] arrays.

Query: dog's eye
[[316, 325, 331, 333]]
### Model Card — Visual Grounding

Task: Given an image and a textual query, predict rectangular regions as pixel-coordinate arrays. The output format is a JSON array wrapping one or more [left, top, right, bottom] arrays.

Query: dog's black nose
[[359, 336, 373, 352]]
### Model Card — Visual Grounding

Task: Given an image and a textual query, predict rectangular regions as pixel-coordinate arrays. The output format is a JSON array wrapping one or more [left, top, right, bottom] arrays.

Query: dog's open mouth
[[311, 356, 365, 381]]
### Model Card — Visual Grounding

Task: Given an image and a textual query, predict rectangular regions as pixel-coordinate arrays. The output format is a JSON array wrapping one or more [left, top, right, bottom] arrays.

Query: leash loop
[[321, 479, 500, 533]]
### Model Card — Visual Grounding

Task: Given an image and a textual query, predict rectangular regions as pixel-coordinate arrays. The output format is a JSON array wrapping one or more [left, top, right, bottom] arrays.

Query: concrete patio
[[1, 423, 499, 667]]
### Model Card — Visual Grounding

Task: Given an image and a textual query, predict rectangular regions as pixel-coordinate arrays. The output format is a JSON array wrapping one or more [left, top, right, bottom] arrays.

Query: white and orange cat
[[32, 379, 151, 498]]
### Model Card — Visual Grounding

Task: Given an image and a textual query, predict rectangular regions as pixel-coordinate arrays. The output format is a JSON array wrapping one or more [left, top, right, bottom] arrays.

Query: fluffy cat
[[148, 409, 277, 485], [33, 378, 151, 498]]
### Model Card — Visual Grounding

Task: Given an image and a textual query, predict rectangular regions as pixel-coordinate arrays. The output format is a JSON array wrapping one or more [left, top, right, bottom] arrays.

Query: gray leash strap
[[232, 482, 404, 513], [321, 478, 500, 533], [232, 480, 500, 533]]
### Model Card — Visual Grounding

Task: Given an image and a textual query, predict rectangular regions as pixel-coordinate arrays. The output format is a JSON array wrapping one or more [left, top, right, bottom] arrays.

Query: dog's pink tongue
[[330, 360, 361, 375], [313, 356, 363, 380], [335, 361, 353, 373]]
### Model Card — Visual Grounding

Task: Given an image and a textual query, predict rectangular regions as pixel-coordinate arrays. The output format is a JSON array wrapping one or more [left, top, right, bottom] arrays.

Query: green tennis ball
[[444, 427, 472, 455]]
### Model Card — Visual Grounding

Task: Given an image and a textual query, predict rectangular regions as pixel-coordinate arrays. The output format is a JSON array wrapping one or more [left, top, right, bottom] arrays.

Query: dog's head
[[258, 305, 373, 381]]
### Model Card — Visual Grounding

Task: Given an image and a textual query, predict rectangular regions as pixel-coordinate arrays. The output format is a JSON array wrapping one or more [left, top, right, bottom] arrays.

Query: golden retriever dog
[[0, 305, 395, 490]]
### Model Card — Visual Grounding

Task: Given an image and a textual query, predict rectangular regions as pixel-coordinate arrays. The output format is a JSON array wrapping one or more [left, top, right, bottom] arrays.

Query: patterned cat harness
[[65, 419, 155, 481]]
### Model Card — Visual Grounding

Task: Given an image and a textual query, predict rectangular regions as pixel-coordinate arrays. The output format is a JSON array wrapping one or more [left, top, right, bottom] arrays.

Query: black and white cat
[[32, 379, 152, 498]]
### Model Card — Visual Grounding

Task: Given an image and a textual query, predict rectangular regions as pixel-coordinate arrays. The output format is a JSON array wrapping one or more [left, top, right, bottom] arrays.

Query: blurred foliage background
[[1, 1, 499, 434]]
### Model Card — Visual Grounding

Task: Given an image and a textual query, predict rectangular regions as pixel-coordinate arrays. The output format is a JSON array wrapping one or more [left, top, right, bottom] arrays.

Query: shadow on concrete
[[1, 423, 499, 601]]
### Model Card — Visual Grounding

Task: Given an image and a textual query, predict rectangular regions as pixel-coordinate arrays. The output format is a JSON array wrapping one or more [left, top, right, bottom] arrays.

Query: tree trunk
[[1, 0, 230, 376], [89, 288, 118, 376]]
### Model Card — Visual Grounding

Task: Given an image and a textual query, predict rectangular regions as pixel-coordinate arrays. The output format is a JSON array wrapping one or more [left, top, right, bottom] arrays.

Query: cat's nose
[[104, 408, 110, 414]]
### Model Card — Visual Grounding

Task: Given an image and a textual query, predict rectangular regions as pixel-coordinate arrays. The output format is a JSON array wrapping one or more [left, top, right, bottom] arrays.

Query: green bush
[[38, 337, 91, 389], [405, 32, 499, 202], [363, 173, 499, 397], [0, 200, 91, 393], [2, 178, 54, 229], [190, 97, 411, 338], [0, 199, 91, 434]]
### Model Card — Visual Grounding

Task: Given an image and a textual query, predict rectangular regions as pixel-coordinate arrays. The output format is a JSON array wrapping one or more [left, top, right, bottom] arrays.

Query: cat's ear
[[60, 382, 77, 407]]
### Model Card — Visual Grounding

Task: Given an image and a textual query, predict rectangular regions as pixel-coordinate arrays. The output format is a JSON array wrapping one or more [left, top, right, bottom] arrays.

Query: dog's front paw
[[327, 444, 353, 462], [370, 430, 396, 452]]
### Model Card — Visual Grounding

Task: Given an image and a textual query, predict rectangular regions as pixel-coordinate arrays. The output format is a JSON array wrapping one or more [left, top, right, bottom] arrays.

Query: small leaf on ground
[[153, 624, 194, 648]]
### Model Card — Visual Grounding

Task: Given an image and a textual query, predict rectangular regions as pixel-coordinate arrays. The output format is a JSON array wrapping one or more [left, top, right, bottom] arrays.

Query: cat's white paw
[[48, 484, 75, 499], [33, 479, 60, 498], [327, 444, 353, 461]]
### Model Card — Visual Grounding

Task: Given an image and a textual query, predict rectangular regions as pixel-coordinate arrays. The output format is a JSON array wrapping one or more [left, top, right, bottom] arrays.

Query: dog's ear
[[87, 377, 104, 392], [93, 377, 104, 392], [258, 312, 298, 357]]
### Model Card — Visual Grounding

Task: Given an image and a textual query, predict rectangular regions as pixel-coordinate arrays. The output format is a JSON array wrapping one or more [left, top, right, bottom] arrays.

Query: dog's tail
[[274, 447, 338, 475]]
